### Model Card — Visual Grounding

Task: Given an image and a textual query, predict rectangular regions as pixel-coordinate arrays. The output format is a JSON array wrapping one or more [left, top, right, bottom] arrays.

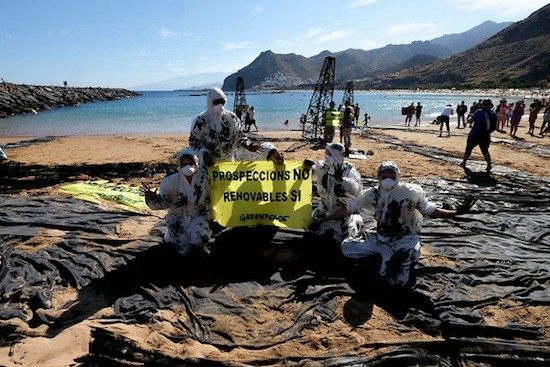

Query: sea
[[0, 90, 535, 137]]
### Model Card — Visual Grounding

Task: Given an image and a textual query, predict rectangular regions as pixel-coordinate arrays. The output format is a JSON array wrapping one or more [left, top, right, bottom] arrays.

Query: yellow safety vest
[[325, 110, 342, 127]]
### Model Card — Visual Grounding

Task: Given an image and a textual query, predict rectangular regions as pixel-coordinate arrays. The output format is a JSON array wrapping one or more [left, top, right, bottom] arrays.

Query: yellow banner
[[209, 160, 312, 229], [59, 180, 146, 211]]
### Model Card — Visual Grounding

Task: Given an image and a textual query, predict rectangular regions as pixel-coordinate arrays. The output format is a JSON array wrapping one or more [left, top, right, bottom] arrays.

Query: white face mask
[[212, 104, 224, 116], [380, 178, 396, 190], [181, 165, 196, 177], [324, 155, 334, 165]]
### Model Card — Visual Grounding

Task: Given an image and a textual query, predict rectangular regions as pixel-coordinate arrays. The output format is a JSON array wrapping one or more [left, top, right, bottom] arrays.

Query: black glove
[[308, 219, 321, 231], [456, 194, 476, 215], [303, 158, 315, 168], [203, 152, 214, 167], [331, 163, 343, 182]]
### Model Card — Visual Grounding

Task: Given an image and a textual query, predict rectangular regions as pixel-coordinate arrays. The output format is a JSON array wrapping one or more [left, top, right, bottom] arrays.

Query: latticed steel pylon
[[302, 57, 335, 142], [233, 77, 248, 121], [341, 81, 354, 106]]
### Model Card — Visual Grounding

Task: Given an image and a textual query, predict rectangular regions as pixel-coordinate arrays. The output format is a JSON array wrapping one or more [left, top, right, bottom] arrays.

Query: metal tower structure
[[341, 81, 354, 106], [233, 77, 248, 121], [302, 57, 336, 142]]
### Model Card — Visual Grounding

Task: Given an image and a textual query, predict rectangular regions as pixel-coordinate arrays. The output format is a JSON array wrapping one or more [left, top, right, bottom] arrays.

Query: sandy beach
[[1, 122, 549, 366], [2, 121, 549, 184]]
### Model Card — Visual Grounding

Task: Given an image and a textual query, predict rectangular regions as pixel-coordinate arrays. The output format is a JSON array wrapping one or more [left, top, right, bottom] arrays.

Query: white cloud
[[275, 39, 293, 46], [275, 29, 353, 53], [160, 29, 178, 39], [317, 30, 353, 43], [47, 30, 67, 37], [295, 28, 323, 40], [120, 49, 147, 57], [447, 0, 548, 16], [222, 41, 256, 51], [167, 66, 187, 74], [346, 0, 379, 8], [248, 5, 264, 16], [159, 29, 192, 39]]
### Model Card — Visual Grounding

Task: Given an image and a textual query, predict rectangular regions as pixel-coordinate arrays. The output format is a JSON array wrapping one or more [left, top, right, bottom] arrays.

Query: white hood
[[377, 161, 401, 189], [207, 87, 226, 119]]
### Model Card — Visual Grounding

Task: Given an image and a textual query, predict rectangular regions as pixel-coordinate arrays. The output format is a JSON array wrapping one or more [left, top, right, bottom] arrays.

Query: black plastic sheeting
[[1, 143, 550, 366]]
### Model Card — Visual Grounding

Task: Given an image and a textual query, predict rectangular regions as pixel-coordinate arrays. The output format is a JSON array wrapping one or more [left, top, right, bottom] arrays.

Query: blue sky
[[1, 0, 547, 89]]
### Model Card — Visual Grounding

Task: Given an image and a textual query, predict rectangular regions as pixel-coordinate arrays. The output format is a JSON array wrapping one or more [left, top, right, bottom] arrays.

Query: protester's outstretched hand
[[139, 184, 157, 200], [247, 143, 262, 153], [456, 194, 476, 215]]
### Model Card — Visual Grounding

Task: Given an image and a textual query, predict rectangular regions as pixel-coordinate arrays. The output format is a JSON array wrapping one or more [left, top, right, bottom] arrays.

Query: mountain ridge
[[382, 4, 550, 88], [219, 8, 550, 91]]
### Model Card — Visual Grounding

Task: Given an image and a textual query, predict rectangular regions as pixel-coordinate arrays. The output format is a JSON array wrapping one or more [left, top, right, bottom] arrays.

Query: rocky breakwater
[[0, 83, 141, 118]]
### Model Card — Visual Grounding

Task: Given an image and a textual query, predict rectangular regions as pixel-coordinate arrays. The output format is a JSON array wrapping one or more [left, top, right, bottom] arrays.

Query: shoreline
[[0, 85, 545, 123], [0, 112, 538, 142], [1, 123, 549, 181]]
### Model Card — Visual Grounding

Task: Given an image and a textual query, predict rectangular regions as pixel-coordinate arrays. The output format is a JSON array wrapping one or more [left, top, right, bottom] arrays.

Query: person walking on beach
[[527, 100, 543, 136], [404, 103, 414, 126], [460, 99, 496, 173], [414, 102, 422, 127], [439, 104, 454, 137], [309, 142, 365, 242], [506, 102, 514, 127], [456, 101, 467, 129], [509, 100, 525, 138], [363, 112, 371, 130], [315, 161, 476, 287], [245, 106, 258, 132], [140, 147, 213, 256], [189, 87, 261, 164], [538, 102, 550, 137], [496, 99, 509, 133]]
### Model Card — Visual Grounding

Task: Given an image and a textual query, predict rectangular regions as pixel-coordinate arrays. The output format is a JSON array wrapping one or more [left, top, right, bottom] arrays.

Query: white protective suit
[[144, 147, 212, 255], [189, 87, 247, 162], [311, 142, 364, 242], [341, 161, 437, 286]]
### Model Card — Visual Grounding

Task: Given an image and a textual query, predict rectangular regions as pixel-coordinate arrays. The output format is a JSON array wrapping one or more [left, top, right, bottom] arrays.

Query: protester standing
[[245, 106, 258, 132], [509, 100, 525, 137], [460, 99, 496, 173], [341, 101, 355, 155], [439, 104, 454, 137], [527, 100, 543, 136], [189, 87, 260, 164], [456, 101, 468, 129], [323, 101, 339, 144], [414, 102, 422, 127]]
